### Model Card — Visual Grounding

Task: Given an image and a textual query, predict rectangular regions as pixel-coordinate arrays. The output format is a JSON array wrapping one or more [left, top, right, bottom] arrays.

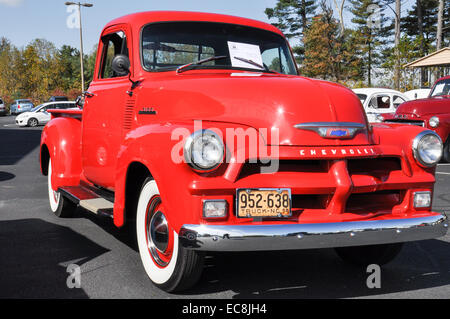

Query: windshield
[[31, 104, 45, 112], [430, 78, 450, 97], [141, 22, 297, 75], [356, 94, 367, 105]]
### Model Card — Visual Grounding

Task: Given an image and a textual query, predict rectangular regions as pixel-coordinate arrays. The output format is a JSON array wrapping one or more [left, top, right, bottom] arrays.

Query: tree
[[265, 0, 317, 61], [302, 1, 363, 84], [437, 0, 444, 49], [349, 0, 389, 86]]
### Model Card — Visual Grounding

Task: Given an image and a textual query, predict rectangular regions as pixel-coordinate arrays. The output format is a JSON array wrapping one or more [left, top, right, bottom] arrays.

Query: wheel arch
[[123, 161, 152, 228]]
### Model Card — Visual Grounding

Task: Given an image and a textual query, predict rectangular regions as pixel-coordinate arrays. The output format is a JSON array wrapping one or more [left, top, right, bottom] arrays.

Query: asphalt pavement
[[1, 115, 450, 299]]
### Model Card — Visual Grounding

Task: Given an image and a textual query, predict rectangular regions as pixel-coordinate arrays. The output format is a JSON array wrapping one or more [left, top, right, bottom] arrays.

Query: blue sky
[[0, 0, 412, 53]]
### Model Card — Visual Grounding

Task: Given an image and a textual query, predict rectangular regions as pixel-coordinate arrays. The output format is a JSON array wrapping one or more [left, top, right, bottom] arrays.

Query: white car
[[404, 89, 431, 100], [352, 88, 410, 123], [15, 101, 76, 127], [0, 97, 5, 116]]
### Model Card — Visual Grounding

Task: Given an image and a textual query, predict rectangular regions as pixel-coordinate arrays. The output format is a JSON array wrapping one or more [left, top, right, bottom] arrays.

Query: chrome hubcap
[[146, 198, 170, 267], [150, 211, 169, 253]]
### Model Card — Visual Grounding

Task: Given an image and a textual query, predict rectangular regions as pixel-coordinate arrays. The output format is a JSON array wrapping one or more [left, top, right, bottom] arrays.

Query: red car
[[385, 76, 450, 161], [40, 11, 448, 292]]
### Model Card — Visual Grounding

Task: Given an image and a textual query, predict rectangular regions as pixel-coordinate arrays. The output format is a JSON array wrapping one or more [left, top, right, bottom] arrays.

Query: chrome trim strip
[[294, 122, 366, 129], [180, 215, 448, 251], [294, 122, 366, 139]]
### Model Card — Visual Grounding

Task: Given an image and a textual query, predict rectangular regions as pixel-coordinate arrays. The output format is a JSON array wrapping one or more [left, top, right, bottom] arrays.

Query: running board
[[59, 184, 114, 218]]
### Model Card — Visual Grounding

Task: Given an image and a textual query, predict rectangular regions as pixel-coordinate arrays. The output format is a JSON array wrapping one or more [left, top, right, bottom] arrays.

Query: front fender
[[40, 117, 82, 190], [114, 122, 199, 228]]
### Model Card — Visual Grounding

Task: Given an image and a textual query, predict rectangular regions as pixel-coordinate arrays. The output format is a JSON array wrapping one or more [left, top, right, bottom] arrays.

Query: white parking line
[[436, 172, 450, 175]]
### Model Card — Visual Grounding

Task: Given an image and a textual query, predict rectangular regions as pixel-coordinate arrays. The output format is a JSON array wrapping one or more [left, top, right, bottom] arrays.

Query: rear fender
[[40, 117, 82, 190]]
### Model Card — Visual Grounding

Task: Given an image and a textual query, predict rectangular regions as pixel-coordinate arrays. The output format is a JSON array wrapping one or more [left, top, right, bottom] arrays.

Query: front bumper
[[180, 214, 448, 251]]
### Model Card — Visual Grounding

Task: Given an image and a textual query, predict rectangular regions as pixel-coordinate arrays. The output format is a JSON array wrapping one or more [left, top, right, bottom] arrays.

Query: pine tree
[[265, 0, 317, 62], [349, 0, 390, 86]]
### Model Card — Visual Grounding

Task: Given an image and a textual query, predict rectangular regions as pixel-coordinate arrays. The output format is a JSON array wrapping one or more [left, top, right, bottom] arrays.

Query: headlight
[[429, 116, 440, 128], [184, 130, 224, 171], [412, 131, 443, 167], [375, 114, 385, 123]]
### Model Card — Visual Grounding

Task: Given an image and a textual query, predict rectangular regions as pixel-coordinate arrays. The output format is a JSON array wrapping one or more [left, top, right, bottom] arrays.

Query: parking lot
[[1, 114, 450, 299]]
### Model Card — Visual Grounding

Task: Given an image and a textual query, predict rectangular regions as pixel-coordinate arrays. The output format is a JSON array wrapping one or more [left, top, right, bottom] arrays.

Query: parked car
[[48, 96, 69, 102], [16, 101, 76, 127], [404, 89, 431, 100], [40, 11, 447, 293], [0, 98, 6, 116], [353, 88, 410, 122], [384, 75, 450, 161], [10, 99, 34, 115]]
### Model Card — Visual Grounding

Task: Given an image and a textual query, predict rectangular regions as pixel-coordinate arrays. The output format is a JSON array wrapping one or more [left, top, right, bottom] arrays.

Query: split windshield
[[141, 22, 298, 75], [430, 78, 450, 97]]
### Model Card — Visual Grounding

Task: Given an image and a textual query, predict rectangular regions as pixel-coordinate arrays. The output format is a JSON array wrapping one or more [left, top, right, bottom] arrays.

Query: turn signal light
[[203, 200, 228, 219], [414, 191, 432, 208]]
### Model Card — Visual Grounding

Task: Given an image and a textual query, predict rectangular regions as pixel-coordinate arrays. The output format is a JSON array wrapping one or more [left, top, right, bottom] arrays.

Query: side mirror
[[75, 96, 84, 109], [111, 54, 131, 76]]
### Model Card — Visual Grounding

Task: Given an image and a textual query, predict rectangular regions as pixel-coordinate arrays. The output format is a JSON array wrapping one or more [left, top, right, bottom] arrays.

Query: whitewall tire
[[136, 178, 204, 292], [47, 159, 75, 218]]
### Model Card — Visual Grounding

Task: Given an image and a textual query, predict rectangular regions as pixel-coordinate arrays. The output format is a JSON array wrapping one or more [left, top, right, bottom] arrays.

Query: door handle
[[83, 91, 95, 98]]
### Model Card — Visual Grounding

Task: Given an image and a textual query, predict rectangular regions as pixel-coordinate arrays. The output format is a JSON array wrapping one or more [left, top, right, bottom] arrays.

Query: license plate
[[236, 189, 292, 218]]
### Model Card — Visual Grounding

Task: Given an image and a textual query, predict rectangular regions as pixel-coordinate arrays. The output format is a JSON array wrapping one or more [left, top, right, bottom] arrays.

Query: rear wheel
[[48, 159, 75, 218], [136, 178, 204, 292], [335, 243, 403, 266], [28, 118, 39, 127]]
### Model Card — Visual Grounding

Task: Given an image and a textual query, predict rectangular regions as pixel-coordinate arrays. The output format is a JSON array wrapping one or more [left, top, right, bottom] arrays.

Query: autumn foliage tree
[[302, 3, 363, 84], [0, 37, 96, 109]]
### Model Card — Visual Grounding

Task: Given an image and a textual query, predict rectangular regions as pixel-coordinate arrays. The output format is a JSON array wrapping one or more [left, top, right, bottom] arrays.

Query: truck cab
[[40, 11, 448, 292]]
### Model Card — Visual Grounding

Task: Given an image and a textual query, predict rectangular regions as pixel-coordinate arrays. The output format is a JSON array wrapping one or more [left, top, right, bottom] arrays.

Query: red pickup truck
[[384, 76, 450, 162], [40, 11, 448, 292]]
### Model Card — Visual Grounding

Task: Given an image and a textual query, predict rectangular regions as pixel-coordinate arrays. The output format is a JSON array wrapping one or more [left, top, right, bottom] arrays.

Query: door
[[82, 25, 132, 189]]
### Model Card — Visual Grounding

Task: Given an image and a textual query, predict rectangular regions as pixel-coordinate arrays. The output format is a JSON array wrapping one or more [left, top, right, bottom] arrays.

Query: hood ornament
[[294, 122, 365, 139]]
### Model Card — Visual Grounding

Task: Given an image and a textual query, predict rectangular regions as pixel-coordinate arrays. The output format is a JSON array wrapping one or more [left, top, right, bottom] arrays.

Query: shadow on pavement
[[0, 219, 110, 298], [0, 129, 41, 166], [181, 239, 450, 298], [0, 172, 15, 182]]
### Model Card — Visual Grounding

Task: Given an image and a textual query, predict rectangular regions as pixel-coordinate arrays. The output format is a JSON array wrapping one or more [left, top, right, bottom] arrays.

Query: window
[[430, 78, 450, 97], [369, 95, 391, 109], [356, 94, 367, 105], [141, 22, 297, 75], [393, 95, 405, 108], [100, 31, 129, 79]]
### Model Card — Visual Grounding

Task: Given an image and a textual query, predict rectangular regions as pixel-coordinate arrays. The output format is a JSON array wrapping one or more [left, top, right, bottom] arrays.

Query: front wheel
[[442, 139, 450, 163], [48, 159, 75, 218], [136, 178, 204, 292], [335, 243, 403, 266], [28, 118, 39, 127]]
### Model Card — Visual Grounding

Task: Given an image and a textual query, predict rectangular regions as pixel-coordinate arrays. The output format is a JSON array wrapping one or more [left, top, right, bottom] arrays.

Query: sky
[[0, 0, 414, 53]]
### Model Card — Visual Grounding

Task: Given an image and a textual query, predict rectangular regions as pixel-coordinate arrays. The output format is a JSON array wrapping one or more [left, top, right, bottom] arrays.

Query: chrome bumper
[[180, 215, 448, 252]]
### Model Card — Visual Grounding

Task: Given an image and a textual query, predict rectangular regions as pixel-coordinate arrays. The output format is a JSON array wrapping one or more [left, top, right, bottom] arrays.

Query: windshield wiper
[[176, 56, 228, 74], [233, 56, 281, 74]]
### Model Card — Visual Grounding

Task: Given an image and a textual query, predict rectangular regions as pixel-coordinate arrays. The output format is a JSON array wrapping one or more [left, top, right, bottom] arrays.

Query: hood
[[16, 112, 31, 119], [141, 72, 371, 146], [396, 97, 450, 117]]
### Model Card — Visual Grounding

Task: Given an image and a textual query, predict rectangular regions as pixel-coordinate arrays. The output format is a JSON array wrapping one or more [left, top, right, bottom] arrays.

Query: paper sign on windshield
[[228, 41, 264, 70]]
